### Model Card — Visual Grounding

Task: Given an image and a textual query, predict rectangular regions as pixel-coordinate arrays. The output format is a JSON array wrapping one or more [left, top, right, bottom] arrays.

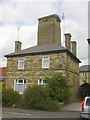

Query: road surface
[[1, 102, 82, 119]]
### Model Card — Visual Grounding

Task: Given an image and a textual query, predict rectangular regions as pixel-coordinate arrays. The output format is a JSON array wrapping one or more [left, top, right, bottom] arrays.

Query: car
[[80, 96, 90, 119]]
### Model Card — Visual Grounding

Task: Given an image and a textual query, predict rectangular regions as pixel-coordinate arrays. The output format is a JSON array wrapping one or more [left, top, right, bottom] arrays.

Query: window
[[14, 79, 26, 94], [42, 55, 50, 69], [38, 79, 47, 86], [18, 58, 25, 70], [82, 73, 86, 82], [86, 98, 90, 106], [82, 73, 85, 78], [82, 73, 85, 76]]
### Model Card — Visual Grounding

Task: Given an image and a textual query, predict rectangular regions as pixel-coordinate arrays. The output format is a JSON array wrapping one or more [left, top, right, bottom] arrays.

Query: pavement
[[60, 102, 81, 111]]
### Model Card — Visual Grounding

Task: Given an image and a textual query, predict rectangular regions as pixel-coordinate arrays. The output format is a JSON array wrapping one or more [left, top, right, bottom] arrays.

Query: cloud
[[58, 1, 88, 60], [0, 1, 58, 67], [0, 2, 57, 25], [0, 23, 37, 53], [79, 58, 89, 67], [0, 24, 37, 67], [3, 0, 62, 3], [0, 1, 89, 67]]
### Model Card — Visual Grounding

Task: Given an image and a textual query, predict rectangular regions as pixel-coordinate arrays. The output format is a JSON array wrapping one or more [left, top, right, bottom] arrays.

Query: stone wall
[[6, 52, 79, 98], [6, 53, 66, 87], [79, 72, 90, 85], [67, 54, 79, 98]]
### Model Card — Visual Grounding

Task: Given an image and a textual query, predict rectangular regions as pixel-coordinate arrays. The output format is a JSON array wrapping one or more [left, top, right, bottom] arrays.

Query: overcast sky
[[0, 0, 89, 67]]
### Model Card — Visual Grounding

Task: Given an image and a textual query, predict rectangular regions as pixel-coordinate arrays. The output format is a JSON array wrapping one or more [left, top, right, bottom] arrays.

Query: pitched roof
[[5, 43, 81, 63], [79, 65, 90, 72]]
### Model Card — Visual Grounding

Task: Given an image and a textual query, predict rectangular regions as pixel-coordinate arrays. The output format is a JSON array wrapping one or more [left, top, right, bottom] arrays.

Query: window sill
[[18, 69, 25, 71], [42, 68, 50, 70]]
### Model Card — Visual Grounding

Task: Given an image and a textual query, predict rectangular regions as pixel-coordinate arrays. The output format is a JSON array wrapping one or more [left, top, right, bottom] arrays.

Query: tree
[[46, 72, 71, 104]]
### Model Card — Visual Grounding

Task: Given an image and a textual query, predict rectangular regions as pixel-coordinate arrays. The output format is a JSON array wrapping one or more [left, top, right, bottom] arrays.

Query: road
[[2, 109, 81, 118], [2, 111, 81, 118], [1, 102, 82, 119]]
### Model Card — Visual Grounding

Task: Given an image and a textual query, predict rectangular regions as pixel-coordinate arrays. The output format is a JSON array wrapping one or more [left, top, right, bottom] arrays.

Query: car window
[[86, 98, 90, 106]]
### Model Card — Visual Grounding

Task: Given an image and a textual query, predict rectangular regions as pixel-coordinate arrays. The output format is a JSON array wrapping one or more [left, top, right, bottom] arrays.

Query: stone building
[[79, 65, 90, 85], [5, 14, 80, 98]]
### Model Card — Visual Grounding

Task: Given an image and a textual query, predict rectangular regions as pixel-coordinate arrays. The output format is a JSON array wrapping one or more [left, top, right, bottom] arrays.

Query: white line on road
[[3, 111, 41, 117]]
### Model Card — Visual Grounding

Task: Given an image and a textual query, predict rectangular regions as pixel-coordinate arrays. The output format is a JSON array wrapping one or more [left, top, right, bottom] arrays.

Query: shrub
[[22, 85, 59, 111], [45, 73, 72, 104], [2, 88, 21, 107], [0, 82, 5, 92], [45, 100, 59, 111]]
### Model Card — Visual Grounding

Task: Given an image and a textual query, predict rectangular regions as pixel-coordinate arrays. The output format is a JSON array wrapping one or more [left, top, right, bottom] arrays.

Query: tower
[[37, 14, 61, 45]]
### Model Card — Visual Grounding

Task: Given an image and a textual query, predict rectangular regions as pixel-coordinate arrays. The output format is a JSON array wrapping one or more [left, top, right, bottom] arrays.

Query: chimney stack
[[65, 33, 71, 51], [71, 41, 77, 56], [15, 41, 22, 52], [38, 14, 61, 45]]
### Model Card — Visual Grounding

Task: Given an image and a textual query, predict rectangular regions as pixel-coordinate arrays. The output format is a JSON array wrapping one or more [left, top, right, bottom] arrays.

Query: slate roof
[[5, 43, 81, 63], [79, 65, 90, 72]]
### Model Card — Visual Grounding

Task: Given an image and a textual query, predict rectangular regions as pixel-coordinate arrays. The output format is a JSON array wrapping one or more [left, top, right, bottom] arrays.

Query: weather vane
[[17, 26, 21, 41], [62, 12, 65, 47]]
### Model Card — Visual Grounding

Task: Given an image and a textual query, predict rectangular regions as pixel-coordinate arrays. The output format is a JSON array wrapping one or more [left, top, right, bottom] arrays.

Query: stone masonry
[[6, 52, 79, 98]]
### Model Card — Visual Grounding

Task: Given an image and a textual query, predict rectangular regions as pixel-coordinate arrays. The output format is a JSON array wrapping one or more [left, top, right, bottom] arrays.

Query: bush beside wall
[[2, 73, 72, 111], [2, 88, 21, 107], [22, 85, 59, 111]]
